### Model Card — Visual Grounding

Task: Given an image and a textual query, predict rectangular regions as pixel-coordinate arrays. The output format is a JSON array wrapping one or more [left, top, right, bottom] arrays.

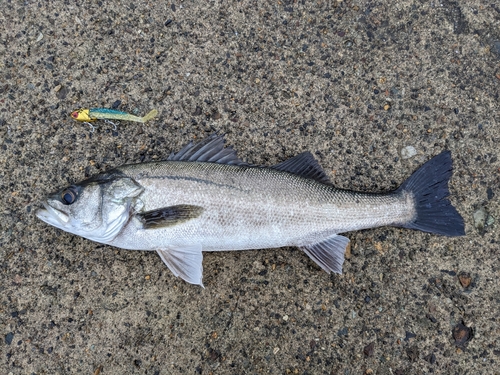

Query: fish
[[36, 134, 465, 286], [71, 108, 158, 130]]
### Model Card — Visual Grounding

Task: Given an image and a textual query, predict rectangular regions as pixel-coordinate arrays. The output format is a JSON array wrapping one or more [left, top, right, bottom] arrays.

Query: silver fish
[[36, 134, 464, 286]]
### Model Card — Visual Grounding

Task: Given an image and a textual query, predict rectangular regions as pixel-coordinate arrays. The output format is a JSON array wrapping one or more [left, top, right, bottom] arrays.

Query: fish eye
[[61, 187, 77, 205]]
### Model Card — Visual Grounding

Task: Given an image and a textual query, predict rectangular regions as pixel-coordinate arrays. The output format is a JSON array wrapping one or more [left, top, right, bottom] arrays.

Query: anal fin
[[157, 245, 204, 287], [299, 235, 349, 274]]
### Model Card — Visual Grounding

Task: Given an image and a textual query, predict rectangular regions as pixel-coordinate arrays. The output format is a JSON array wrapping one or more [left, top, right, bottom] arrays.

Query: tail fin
[[141, 109, 158, 123], [398, 151, 465, 236]]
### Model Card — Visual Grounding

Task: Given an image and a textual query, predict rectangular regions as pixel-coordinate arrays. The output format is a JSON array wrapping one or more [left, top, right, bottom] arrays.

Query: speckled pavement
[[1, 1, 499, 374]]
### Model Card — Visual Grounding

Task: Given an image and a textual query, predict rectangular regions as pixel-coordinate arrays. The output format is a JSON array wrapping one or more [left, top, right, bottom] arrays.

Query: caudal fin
[[141, 109, 158, 123], [398, 151, 465, 236]]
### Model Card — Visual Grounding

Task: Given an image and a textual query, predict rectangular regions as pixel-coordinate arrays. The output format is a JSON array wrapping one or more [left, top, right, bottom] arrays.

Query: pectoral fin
[[157, 245, 204, 287], [299, 235, 350, 274], [138, 205, 204, 229]]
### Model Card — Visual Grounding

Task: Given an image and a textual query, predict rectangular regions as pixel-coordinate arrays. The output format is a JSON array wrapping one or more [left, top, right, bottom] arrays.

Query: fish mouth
[[36, 202, 70, 228]]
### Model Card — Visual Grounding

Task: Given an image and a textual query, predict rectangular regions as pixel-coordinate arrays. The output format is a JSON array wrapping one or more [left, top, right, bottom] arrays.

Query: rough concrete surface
[[1, 0, 499, 374]]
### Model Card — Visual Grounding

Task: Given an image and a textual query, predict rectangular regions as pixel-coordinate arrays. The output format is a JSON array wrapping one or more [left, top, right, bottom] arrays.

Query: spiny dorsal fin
[[138, 205, 204, 229], [272, 152, 331, 184], [167, 134, 248, 166]]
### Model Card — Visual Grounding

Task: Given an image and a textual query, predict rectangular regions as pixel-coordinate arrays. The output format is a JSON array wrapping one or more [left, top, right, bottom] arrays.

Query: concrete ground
[[1, 0, 499, 374]]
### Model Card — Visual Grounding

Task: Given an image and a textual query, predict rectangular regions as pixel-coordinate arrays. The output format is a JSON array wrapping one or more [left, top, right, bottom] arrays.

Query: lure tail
[[397, 151, 465, 236], [141, 109, 158, 123]]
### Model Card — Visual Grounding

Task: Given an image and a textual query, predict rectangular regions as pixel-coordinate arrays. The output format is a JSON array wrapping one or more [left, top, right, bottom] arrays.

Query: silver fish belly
[[36, 134, 464, 286]]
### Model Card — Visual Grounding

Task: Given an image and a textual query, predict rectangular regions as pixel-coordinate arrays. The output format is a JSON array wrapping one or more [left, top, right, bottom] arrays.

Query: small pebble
[[363, 342, 375, 357], [193, 106, 202, 116], [56, 86, 69, 99], [424, 352, 436, 364], [487, 187, 494, 200], [401, 146, 417, 159], [5, 332, 14, 345], [405, 331, 416, 342], [486, 215, 495, 226], [344, 242, 351, 259], [452, 322, 473, 347], [493, 41, 500, 56], [457, 272, 471, 288], [406, 346, 419, 361], [473, 207, 487, 232]]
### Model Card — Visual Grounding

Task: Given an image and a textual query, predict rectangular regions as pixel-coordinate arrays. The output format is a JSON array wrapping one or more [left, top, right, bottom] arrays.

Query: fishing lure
[[71, 108, 158, 131]]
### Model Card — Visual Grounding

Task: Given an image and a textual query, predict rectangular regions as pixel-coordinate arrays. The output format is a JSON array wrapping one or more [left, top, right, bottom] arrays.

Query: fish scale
[[110, 161, 413, 251]]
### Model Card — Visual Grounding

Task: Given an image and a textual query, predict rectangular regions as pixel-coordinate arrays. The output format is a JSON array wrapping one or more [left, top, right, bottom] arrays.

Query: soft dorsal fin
[[167, 134, 248, 166], [272, 152, 331, 183]]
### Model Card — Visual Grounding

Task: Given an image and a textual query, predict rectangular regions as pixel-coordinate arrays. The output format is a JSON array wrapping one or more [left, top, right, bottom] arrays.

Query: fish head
[[36, 174, 143, 244], [70, 108, 95, 122]]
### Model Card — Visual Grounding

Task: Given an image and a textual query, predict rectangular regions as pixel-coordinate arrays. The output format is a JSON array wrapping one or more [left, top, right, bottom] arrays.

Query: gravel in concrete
[[1, 0, 499, 374]]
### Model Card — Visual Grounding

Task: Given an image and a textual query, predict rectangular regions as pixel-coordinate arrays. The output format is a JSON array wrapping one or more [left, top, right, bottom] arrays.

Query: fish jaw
[[35, 202, 87, 238], [36, 203, 70, 229]]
